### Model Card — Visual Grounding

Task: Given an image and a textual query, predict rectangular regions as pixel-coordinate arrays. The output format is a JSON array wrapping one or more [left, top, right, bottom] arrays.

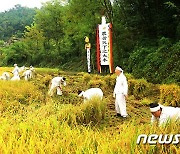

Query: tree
[[0, 5, 36, 41], [35, 1, 64, 52]]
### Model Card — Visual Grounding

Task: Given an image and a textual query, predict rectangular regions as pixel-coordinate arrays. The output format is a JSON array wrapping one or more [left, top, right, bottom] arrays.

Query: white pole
[[87, 48, 91, 73]]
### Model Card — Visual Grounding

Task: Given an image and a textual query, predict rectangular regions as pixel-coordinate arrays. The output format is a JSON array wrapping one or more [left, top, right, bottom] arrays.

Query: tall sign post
[[85, 36, 91, 73], [96, 16, 114, 73]]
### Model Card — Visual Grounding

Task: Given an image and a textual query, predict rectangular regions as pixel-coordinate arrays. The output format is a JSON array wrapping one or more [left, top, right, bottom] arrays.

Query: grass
[[0, 67, 179, 153]]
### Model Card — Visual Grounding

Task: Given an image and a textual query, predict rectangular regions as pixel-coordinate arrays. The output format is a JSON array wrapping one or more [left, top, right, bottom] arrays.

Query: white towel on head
[[115, 66, 123, 72]]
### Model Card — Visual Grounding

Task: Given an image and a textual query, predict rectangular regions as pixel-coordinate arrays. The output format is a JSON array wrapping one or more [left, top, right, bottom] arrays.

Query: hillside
[[0, 0, 179, 85], [0, 5, 36, 41], [0, 67, 179, 153]]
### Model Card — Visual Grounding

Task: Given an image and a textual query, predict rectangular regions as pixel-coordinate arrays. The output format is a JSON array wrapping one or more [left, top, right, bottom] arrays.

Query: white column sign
[[87, 48, 91, 73], [99, 24, 109, 65]]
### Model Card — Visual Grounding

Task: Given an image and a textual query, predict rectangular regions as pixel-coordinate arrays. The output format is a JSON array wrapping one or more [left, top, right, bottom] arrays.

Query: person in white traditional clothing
[[19, 66, 26, 72], [22, 69, 32, 81], [29, 65, 34, 71], [12, 64, 19, 76], [78, 88, 103, 103], [11, 64, 20, 81], [150, 102, 180, 126], [113, 66, 128, 118], [48, 76, 66, 96], [0, 72, 10, 80]]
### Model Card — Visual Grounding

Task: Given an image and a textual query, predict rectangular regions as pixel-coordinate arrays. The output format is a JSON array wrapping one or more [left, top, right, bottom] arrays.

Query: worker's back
[[84, 88, 103, 100]]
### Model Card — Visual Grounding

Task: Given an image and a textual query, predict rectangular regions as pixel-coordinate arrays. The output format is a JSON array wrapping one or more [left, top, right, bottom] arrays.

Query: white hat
[[14, 64, 17, 67], [115, 66, 123, 72], [150, 103, 161, 112]]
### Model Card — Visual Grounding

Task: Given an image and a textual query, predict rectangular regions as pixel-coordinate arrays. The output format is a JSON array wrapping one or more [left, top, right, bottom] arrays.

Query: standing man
[[11, 64, 20, 80], [48, 76, 66, 96], [113, 66, 128, 118], [149, 102, 180, 126], [12, 64, 19, 76]]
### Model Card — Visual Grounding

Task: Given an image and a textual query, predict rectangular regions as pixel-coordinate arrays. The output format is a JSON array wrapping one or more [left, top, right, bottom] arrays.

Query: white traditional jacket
[[114, 73, 128, 96], [82, 88, 103, 100], [151, 105, 180, 126], [12, 66, 19, 76], [51, 77, 66, 87]]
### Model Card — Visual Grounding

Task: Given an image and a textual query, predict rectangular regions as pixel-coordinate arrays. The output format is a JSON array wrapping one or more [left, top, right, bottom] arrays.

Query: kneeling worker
[[149, 102, 180, 126], [78, 88, 103, 102]]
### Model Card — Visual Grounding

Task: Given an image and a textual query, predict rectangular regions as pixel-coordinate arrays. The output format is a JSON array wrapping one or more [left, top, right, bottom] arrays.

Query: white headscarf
[[115, 66, 123, 73], [150, 105, 161, 112]]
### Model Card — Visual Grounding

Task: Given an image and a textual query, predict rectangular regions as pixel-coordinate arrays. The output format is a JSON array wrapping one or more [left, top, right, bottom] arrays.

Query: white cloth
[[30, 66, 34, 72], [23, 70, 32, 81], [11, 75, 20, 81], [114, 73, 128, 95], [151, 105, 180, 126], [80, 88, 103, 102], [115, 93, 127, 116], [115, 66, 123, 72], [11, 66, 20, 81], [19, 66, 25, 72], [48, 77, 66, 96], [114, 73, 128, 117], [150, 106, 161, 112], [12, 66, 19, 76], [0, 72, 10, 80], [0, 76, 6, 80]]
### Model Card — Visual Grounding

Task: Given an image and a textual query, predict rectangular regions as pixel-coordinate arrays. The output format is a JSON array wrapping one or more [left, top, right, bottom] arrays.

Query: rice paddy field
[[0, 67, 179, 154]]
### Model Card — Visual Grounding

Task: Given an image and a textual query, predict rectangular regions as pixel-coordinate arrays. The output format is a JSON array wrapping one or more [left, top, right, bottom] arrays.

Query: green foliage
[[0, 0, 179, 85], [0, 5, 36, 41], [129, 38, 180, 84], [2, 41, 31, 66], [23, 24, 45, 65]]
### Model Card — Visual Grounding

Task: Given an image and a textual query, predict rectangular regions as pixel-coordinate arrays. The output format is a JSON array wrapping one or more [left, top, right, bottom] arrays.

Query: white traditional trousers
[[48, 84, 62, 96], [115, 93, 127, 117]]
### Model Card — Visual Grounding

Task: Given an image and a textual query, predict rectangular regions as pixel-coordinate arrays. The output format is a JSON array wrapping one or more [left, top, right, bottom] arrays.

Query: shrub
[[128, 79, 151, 99], [81, 97, 107, 125], [140, 98, 152, 105], [125, 73, 134, 80], [104, 74, 116, 88], [159, 84, 180, 107], [83, 73, 91, 83], [56, 97, 107, 126], [57, 104, 84, 126], [92, 74, 101, 80], [87, 79, 105, 88], [128, 79, 136, 96]]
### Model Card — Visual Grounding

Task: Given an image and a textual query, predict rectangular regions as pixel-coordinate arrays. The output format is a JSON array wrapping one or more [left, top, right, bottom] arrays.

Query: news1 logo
[[137, 134, 180, 144]]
